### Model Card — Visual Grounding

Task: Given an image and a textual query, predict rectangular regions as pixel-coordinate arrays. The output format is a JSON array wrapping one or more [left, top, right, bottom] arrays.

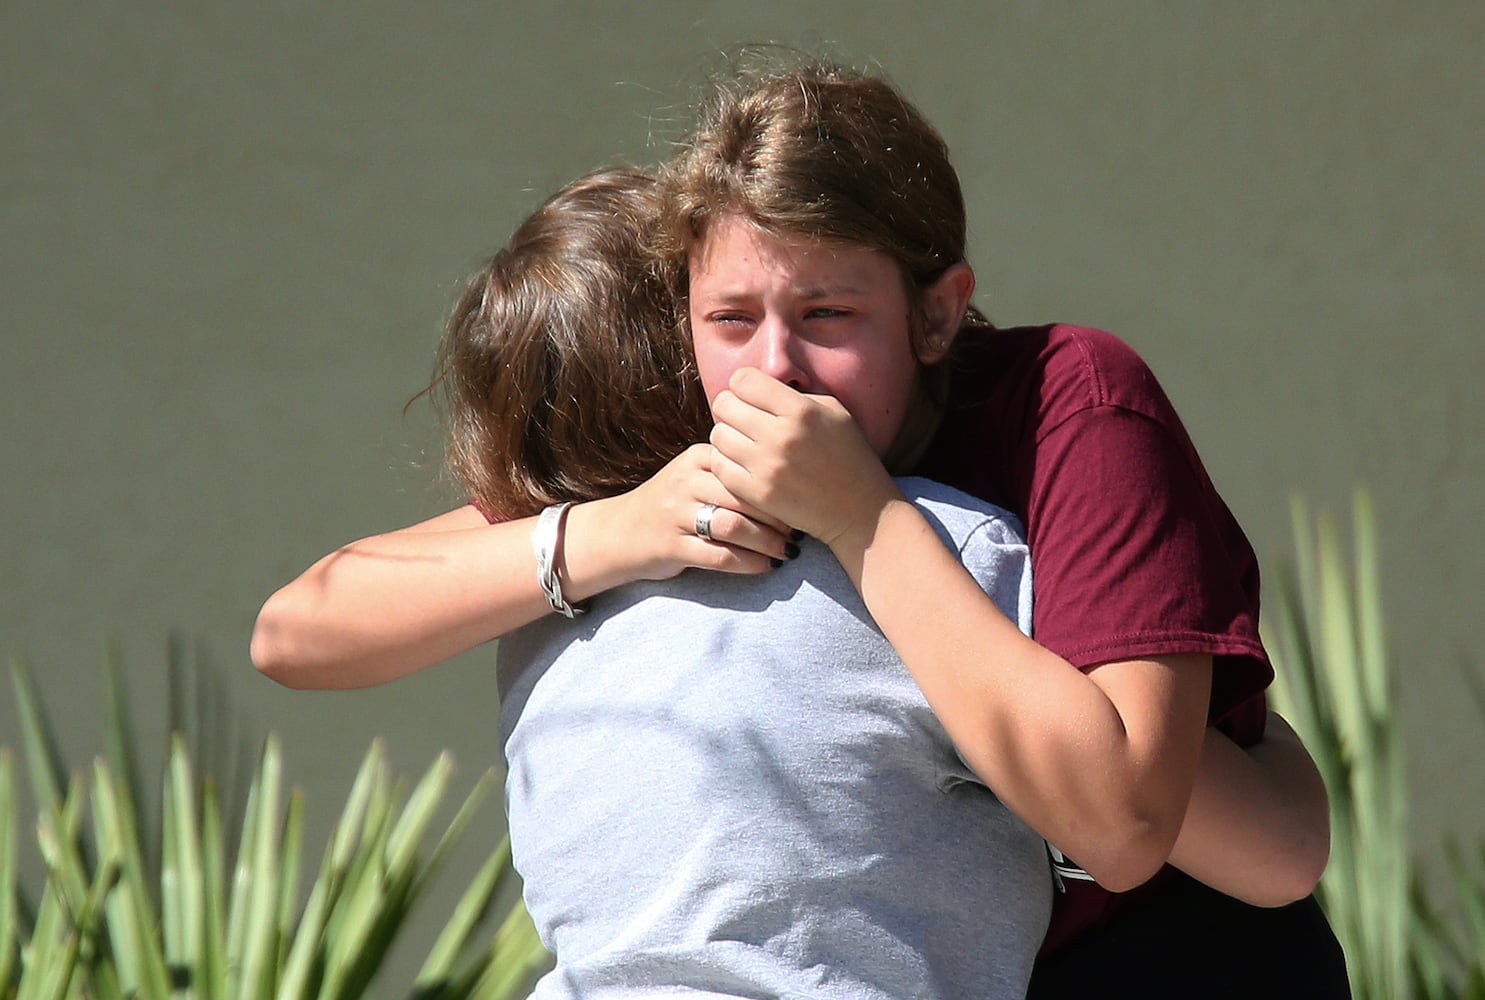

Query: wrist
[[560, 496, 650, 601], [532, 503, 584, 617], [821, 478, 910, 566]]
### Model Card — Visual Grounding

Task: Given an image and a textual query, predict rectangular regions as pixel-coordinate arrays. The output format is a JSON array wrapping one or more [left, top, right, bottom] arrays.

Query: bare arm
[[835, 510, 1328, 901], [1171, 713, 1330, 905], [709, 371, 1209, 890], [251, 444, 792, 689], [841, 511, 1330, 902], [253, 504, 559, 690], [836, 493, 1209, 890]]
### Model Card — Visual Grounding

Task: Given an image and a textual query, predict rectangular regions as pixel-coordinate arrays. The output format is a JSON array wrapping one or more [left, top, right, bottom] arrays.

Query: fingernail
[[784, 542, 801, 560], [789, 528, 806, 542], [769, 557, 784, 569]]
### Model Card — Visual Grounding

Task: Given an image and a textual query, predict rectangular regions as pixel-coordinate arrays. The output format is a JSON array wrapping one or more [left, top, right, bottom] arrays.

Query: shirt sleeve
[[1021, 403, 1271, 726]]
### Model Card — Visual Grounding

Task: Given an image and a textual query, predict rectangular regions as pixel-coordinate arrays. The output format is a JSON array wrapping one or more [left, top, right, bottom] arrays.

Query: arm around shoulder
[[251, 445, 796, 690], [250, 504, 551, 690]]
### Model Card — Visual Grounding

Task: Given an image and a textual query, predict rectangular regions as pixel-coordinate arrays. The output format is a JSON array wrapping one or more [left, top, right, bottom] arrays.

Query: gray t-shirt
[[498, 478, 1052, 999]]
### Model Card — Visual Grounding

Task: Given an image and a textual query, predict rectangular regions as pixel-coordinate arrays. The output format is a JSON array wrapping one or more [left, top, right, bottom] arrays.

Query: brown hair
[[657, 56, 984, 466], [660, 57, 975, 326], [427, 168, 711, 518]]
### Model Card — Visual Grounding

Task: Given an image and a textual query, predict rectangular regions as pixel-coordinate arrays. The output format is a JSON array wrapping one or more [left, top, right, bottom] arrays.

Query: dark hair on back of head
[[425, 168, 711, 519]]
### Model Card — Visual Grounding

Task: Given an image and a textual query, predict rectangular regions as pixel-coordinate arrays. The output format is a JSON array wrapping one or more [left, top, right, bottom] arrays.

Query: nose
[[755, 317, 810, 392]]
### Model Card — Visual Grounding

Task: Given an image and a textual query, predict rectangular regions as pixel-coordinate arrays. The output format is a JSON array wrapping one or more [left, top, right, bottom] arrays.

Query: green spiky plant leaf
[[1268, 492, 1485, 999], [1, 653, 550, 999]]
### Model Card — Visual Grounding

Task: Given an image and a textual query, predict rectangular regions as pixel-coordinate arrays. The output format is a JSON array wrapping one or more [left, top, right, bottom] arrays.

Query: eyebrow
[[795, 282, 870, 298], [695, 282, 871, 303]]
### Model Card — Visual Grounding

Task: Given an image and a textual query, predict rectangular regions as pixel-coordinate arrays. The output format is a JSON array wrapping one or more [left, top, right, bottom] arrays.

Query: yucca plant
[[1268, 492, 1485, 999], [1, 654, 550, 999]]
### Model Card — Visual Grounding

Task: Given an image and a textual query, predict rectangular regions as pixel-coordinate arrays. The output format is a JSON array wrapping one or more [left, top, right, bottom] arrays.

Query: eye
[[805, 307, 851, 320]]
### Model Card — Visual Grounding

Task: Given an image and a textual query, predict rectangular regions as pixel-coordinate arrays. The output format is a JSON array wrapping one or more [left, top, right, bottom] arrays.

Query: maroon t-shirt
[[916, 323, 1272, 954]]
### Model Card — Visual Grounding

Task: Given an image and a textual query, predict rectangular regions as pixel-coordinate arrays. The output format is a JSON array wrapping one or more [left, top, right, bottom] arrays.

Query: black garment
[[1028, 873, 1351, 999]]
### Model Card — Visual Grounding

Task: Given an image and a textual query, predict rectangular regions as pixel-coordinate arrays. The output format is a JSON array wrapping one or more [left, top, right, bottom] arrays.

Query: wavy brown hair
[[426, 168, 711, 519]]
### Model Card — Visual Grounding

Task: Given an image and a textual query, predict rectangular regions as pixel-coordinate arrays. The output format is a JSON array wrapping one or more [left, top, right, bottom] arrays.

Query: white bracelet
[[532, 502, 583, 618]]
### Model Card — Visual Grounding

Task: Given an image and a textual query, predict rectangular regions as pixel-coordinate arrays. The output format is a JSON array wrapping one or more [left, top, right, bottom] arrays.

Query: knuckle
[[729, 551, 769, 575], [708, 546, 748, 573]]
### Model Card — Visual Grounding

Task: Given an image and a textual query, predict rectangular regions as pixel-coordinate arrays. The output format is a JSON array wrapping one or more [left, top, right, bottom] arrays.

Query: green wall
[[4, 0, 1482, 979]]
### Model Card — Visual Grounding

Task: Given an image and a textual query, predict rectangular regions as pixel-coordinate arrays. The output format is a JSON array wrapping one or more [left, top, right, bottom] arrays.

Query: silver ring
[[694, 502, 719, 541]]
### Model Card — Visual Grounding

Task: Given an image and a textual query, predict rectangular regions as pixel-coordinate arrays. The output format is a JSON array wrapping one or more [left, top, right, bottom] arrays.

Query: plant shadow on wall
[[0, 643, 550, 1000], [1268, 493, 1485, 1000]]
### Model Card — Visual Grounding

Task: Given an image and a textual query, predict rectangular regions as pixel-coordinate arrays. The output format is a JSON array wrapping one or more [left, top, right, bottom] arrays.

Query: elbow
[[250, 590, 316, 689], [1222, 840, 1329, 908], [1083, 830, 1176, 894], [1259, 823, 1331, 907], [1296, 825, 1331, 898], [1285, 780, 1334, 903], [252, 584, 388, 691], [1245, 780, 1333, 907], [1077, 803, 1186, 894]]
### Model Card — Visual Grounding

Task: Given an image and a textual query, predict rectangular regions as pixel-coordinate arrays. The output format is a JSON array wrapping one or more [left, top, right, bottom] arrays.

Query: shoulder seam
[[1033, 398, 1176, 447], [1063, 325, 1111, 409]]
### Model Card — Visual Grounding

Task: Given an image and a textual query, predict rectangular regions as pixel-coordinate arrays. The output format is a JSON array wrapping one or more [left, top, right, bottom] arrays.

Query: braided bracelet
[[532, 502, 584, 618]]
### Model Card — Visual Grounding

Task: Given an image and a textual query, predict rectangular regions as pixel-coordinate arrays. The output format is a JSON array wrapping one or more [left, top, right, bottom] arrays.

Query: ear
[[918, 262, 976, 363]]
